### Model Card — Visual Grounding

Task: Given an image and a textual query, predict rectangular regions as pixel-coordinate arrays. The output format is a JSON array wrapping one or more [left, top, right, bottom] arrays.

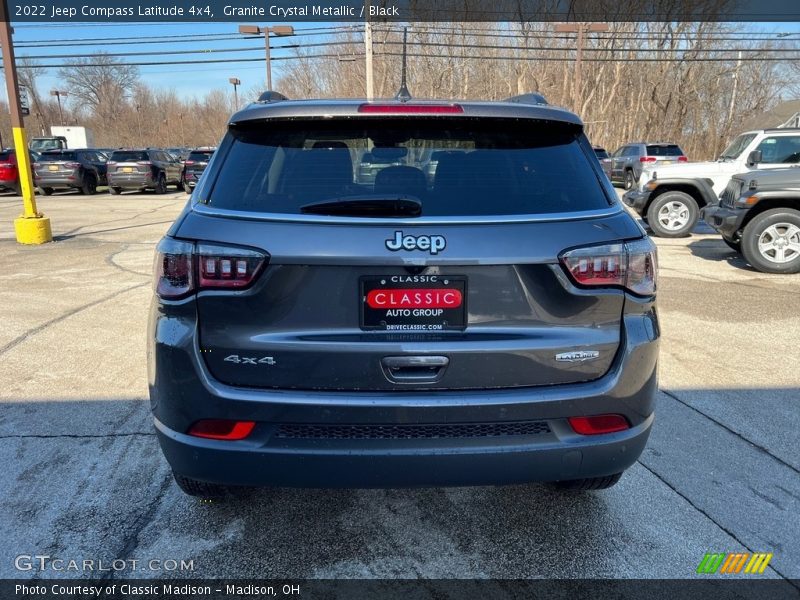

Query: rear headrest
[[374, 166, 427, 198]]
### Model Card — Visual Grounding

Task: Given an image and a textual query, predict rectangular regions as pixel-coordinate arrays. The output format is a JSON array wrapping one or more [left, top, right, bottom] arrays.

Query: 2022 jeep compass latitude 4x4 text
[[149, 94, 659, 498]]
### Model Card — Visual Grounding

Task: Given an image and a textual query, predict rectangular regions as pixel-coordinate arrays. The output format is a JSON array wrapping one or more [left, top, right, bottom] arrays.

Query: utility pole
[[135, 104, 143, 147], [364, 0, 374, 100], [727, 50, 743, 130], [238, 25, 294, 90], [554, 23, 608, 114], [1, 0, 52, 244]]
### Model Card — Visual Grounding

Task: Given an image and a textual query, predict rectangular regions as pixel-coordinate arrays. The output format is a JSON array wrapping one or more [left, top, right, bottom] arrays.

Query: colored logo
[[697, 552, 773, 575]]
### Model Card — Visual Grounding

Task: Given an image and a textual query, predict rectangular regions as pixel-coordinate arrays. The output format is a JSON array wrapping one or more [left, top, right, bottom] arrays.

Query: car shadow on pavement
[[2, 391, 799, 579], [687, 239, 756, 272]]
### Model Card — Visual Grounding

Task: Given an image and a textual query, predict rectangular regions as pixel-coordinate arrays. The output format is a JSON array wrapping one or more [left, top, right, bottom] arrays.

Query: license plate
[[661, 160, 673, 165], [122, 167, 134, 173], [360, 276, 467, 331], [48, 165, 58, 171]]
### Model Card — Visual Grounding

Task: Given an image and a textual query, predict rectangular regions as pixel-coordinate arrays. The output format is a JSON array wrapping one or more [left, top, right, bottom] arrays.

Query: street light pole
[[238, 24, 294, 90], [0, 0, 52, 244], [50, 89, 68, 126], [229, 77, 241, 111]]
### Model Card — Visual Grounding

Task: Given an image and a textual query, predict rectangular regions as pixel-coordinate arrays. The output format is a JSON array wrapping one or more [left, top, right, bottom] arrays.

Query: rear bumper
[[701, 204, 747, 239], [35, 175, 80, 187], [0, 177, 18, 189], [108, 173, 152, 188], [155, 413, 653, 488], [149, 297, 659, 488], [622, 189, 650, 214]]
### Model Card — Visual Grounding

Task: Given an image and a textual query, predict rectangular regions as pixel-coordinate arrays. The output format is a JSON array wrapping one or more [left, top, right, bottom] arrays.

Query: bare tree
[[58, 53, 139, 130]]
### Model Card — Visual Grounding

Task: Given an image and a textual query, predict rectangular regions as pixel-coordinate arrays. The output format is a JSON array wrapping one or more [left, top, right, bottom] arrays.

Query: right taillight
[[154, 238, 267, 299], [559, 238, 657, 296]]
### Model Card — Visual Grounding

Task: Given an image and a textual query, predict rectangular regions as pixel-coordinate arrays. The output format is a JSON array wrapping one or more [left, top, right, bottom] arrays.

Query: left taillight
[[154, 238, 267, 299], [196, 242, 266, 289], [154, 238, 194, 299], [559, 237, 657, 296]]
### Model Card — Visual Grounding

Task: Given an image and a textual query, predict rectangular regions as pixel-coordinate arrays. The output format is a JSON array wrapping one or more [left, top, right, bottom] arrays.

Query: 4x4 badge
[[555, 350, 600, 362], [385, 231, 446, 255]]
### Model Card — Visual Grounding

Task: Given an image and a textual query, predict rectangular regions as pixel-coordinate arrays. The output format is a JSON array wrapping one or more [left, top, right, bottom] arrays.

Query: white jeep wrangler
[[622, 128, 800, 237]]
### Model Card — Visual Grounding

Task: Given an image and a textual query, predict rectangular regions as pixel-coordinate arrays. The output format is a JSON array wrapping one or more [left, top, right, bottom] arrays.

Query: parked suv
[[624, 128, 800, 237], [604, 142, 687, 190], [702, 167, 800, 273], [182, 148, 215, 192], [0, 149, 39, 194], [107, 149, 183, 194], [150, 94, 659, 498], [34, 149, 108, 195]]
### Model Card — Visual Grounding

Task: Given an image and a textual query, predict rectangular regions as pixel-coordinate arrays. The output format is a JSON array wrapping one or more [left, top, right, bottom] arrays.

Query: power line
[[14, 27, 364, 47], [376, 51, 800, 62], [16, 40, 360, 60]]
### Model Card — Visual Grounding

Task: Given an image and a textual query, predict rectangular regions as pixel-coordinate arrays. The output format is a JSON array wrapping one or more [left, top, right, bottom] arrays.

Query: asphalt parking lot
[[0, 188, 798, 582]]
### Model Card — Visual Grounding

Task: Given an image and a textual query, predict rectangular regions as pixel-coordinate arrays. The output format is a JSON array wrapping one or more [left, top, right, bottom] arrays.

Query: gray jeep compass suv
[[150, 95, 659, 498]]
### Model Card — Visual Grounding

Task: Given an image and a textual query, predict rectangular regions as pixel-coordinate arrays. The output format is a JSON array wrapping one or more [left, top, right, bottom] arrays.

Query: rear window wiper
[[300, 195, 422, 217]]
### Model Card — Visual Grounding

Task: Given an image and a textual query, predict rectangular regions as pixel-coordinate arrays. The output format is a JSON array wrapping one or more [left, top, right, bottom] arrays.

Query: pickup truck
[[622, 128, 800, 237]]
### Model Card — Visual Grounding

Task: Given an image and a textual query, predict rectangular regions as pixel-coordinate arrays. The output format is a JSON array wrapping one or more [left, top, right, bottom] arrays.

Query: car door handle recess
[[381, 356, 449, 383]]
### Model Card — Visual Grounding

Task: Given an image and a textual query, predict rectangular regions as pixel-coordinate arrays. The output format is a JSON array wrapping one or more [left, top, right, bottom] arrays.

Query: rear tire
[[555, 472, 623, 491], [176, 177, 185, 192], [13, 182, 21, 195], [155, 173, 167, 194], [173, 472, 234, 499], [80, 174, 97, 195], [646, 191, 699, 238], [623, 170, 636, 190], [741, 209, 800, 274], [109, 186, 121, 195], [40, 187, 54, 196]]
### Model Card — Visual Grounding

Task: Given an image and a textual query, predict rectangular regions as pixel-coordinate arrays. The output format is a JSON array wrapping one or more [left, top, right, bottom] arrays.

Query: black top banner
[[6, 0, 800, 22]]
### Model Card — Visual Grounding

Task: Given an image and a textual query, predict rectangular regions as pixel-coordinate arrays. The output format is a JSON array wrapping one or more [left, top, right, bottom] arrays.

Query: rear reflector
[[358, 103, 464, 114], [569, 415, 629, 435], [559, 238, 657, 296], [188, 419, 256, 440]]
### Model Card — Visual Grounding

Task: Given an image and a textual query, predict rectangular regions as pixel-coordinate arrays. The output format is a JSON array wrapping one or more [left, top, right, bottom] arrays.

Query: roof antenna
[[395, 27, 412, 102]]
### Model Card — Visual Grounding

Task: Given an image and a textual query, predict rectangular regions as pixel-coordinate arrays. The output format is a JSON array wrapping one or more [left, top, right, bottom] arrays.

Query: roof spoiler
[[504, 93, 549, 106], [257, 91, 289, 103]]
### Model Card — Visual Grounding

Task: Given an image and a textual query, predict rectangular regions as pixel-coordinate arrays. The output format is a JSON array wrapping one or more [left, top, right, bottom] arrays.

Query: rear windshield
[[110, 151, 148, 162], [41, 151, 77, 160], [0, 151, 12, 161], [206, 118, 610, 216], [645, 144, 683, 157], [593, 148, 609, 159], [187, 151, 214, 161]]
